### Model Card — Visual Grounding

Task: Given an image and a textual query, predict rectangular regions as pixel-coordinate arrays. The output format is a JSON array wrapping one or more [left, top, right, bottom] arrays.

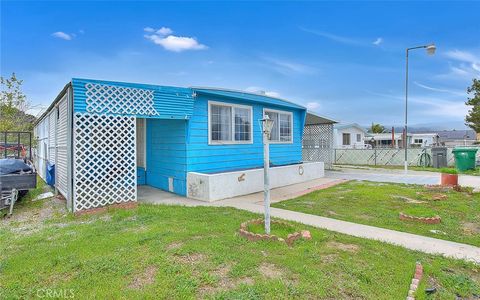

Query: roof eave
[[33, 81, 72, 127]]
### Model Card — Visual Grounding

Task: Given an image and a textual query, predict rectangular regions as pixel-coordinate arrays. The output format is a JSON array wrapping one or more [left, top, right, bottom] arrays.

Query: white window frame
[[263, 108, 294, 144], [342, 133, 351, 146], [414, 138, 423, 144], [208, 100, 253, 145], [356, 133, 362, 142]]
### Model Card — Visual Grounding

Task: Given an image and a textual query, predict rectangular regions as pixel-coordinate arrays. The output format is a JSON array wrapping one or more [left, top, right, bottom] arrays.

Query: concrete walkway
[[217, 201, 480, 263], [327, 169, 439, 185], [139, 179, 480, 263]]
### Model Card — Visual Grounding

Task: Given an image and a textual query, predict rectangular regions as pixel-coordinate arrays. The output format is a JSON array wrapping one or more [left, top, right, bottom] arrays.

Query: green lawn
[[273, 181, 480, 247], [0, 183, 479, 299]]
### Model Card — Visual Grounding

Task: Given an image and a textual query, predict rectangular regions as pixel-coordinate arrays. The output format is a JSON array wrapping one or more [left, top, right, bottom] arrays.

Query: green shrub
[[440, 168, 458, 174]]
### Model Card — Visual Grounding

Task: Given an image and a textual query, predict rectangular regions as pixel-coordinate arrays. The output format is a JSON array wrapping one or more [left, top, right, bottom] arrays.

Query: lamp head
[[262, 115, 275, 135], [426, 44, 436, 55]]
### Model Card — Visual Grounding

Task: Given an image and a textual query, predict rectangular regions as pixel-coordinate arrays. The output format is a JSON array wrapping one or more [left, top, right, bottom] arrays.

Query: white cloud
[[157, 27, 173, 36], [373, 37, 383, 46], [144, 27, 207, 52], [51, 31, 73, 40], [410, 97, 468, 118], [413, 81, 465, 96], [441, 49, 480, 80], [300, 27, 383, 48], [245, 86, 281, 98], [262, 57, 315, 75], [445, 49, 479, 63], [299, 27, 361, 45], [364, 90, 468, 118], [306, 102, 321, 110]]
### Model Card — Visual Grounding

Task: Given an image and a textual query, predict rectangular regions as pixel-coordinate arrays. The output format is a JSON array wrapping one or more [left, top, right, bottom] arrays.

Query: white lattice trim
[[73, 113, 137, 211], [85, 82, 158, 116]]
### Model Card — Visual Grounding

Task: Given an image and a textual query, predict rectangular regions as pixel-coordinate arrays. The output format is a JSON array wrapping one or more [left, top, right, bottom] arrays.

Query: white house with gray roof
[[333, 123, 367, 149]]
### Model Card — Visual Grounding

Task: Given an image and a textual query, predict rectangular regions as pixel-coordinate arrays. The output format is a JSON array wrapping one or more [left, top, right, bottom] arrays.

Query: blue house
[[34, 78, 331, 212]]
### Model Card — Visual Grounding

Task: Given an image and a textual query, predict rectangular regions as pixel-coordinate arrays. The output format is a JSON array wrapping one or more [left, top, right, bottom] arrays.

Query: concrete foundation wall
[[187, 161, 324, 202]]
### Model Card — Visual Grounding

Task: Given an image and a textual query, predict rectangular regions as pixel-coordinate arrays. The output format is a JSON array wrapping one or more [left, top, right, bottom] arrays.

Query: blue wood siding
[[146, 119, 187, 195], [72, 78, 194, 119], [186, 95, 305, 174], [137, 167, 146, 185]]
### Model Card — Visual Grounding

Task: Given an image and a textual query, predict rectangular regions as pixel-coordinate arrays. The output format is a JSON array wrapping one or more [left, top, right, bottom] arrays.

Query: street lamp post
[[404, 44, 436, 174], [261, 115, 275, 234]]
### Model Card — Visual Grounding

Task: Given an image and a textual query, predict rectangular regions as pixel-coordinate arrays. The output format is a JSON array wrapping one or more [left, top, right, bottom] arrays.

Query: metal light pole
[[261, 115, 274, 234], [404, 43, 436, 174]]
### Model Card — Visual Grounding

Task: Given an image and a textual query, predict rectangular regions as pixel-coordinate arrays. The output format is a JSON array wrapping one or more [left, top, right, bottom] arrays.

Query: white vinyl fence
[[333, 147, 473, 167]]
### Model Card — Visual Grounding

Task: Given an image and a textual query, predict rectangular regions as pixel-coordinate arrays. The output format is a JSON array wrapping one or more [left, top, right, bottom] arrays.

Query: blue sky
[[2, 1, 479, 129]]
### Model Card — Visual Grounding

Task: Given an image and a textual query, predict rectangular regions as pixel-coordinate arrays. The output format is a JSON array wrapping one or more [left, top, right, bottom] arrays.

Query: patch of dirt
[[357, 214, 374, 220], [166, 242, 183, 250], [337, 189, 353, 193], [426, 276, 441, 293], [429, 229, 447, 235], [321, 254, 338, 263], [431, 194, 448, 201], [462, 222, 480, 235], [366, 182, 387, 186], [258, 262, 284, 279], [128, 265, 158, 289], [327, 210, 340, 216], [1, 196, 66, 235], [326, 241, 360, 253], [392, 195, 426, 204], [197, 264, 254, 297], [175, 253, 206, 265]]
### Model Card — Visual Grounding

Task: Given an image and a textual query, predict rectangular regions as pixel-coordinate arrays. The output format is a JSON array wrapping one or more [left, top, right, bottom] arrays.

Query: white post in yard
[[261, 115, 274, 235], [263, 127, 271, 234]]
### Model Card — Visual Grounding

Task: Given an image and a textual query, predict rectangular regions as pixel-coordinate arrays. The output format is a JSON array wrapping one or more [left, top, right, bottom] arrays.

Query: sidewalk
[[328, 166, 480, 188], [217, 201, 480, 263], [213, 178, 480, 264]]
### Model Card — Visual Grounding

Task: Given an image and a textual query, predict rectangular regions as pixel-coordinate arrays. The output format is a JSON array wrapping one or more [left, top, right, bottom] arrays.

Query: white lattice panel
[[73, 113, 136, 211], [302, 124, 334, 169], [85, 83, 158, 116]]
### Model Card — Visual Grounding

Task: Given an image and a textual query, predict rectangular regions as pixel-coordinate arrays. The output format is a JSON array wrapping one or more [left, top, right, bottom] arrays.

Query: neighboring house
[[333, 123, 367, 149], [438, 129, 476, 146], [410, 133, 439, 147], [33, 78, 332, 212], [366, 133, 406, 148], [366, 132, 438, 148]]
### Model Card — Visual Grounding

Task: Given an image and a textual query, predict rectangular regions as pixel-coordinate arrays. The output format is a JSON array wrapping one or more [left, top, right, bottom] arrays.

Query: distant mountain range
[[362, 121, 472, 133]]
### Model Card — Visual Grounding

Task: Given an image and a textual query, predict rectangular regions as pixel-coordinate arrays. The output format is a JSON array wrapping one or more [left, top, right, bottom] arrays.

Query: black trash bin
[[431, 147, 447, 168]]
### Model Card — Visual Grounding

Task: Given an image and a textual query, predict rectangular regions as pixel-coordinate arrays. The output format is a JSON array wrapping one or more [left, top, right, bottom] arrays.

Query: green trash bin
[[452, 147, 478, 171]]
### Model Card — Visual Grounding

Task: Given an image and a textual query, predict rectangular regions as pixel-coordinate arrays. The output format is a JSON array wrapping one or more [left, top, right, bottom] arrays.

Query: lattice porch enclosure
[[73, 113, 136, 211], [302, 124, 334, 169], [85, 82, 158, 116]]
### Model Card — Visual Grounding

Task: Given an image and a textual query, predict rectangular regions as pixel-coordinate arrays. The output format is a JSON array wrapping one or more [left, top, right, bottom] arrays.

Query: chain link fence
[[334, 147, 463, 167]]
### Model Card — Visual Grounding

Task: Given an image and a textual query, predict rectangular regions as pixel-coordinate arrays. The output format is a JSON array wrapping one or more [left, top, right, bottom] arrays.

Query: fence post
[[374, 148, 377, 166], [334, 148, 336, 164]]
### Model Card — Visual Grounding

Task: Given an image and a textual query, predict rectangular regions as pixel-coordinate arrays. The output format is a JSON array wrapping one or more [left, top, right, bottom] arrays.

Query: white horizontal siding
[[56, 95, 68, 197]]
